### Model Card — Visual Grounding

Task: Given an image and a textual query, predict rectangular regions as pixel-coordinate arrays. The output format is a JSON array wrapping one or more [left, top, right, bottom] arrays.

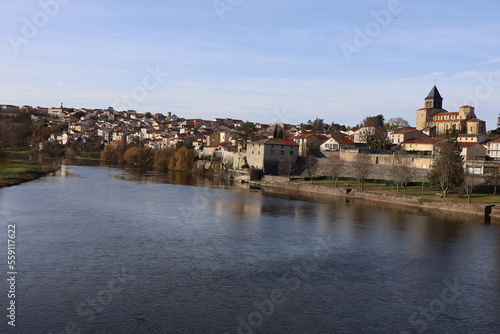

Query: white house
[[487, 139, 500, 160], [320, 137, 355, 152]]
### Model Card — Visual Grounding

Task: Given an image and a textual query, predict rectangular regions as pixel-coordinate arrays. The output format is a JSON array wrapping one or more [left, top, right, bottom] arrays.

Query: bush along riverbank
[[0, 158, 60, 188]]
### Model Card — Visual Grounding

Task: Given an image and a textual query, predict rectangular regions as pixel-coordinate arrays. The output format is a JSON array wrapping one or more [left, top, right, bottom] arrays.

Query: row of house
[[3, 85, 499, 176]]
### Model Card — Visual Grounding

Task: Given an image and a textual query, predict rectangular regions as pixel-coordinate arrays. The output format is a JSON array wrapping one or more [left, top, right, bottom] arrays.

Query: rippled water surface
[[1, 163, 499, 333]]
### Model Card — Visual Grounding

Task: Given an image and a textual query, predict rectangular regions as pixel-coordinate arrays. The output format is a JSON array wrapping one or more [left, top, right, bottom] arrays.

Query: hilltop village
[[1, 86, 499, 181]]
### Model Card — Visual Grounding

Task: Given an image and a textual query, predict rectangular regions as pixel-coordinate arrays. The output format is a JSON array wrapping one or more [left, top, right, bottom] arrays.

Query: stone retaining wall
[[258, 181, 491, 219]]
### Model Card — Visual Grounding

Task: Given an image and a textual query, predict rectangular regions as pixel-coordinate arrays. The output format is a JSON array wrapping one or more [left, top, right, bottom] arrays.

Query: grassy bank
[[291, 177, 499, 205], [0, 158, 59, 188]]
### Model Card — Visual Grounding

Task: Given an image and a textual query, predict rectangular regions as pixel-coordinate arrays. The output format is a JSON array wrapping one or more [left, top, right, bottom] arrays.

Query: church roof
[[432, 112, 458, 117], [425, 85, 443, 100], [467, 118, 485, 123]]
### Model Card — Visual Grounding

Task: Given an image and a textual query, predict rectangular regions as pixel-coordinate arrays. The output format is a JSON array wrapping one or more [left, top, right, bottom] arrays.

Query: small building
[[388, 127, 428, 145], [353, 127, 387, 144], [459, 142, 487, 163], [246, 138, 299, 174], [457, 134, 489, 144], [487, 138, 500, 161], [401, 138, 442, 154], [289, 133, 328, 156], [320, 137, 355, 152]]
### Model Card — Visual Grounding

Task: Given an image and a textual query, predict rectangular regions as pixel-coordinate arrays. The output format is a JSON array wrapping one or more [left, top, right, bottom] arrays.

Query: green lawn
[[5, 147, 37, 155], [0, 158, 58, 188], [292, 177, 500, 205]]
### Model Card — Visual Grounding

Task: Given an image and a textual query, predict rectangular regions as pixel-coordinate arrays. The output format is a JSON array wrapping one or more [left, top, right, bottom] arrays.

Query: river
[[1, 161, 499, 333]]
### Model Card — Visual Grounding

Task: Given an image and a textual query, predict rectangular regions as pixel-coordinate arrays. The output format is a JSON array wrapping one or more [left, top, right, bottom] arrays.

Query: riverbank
[[0, 158, 60, 188], [251, 179, 497, 223]]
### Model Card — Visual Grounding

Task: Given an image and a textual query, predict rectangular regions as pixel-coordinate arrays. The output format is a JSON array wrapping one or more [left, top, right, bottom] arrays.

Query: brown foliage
[[0, 113, 33, 148], [123, 147, 154, 167], [154, 148, 175, 172], [100, 140, 127, 163], [167, 146, 195, 171]]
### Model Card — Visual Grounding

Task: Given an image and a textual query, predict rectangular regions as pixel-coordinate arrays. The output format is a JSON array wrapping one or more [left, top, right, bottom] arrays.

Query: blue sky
[[1, 0, 499, 129]]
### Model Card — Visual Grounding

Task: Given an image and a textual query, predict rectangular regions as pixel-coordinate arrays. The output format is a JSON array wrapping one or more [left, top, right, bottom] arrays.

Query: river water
[[0, 161, 499, 333]]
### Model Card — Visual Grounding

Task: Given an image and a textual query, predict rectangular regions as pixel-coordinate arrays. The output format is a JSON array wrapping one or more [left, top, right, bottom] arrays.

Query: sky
[[1, 0, 499, 129]]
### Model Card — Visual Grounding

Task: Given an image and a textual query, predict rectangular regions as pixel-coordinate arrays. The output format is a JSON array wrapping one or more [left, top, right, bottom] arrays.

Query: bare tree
[[429, 130, 464, 198], [357, 127, 377, 147], [353, 153, 372, 190], [326, 153, 345, 187], [486, 166, 500, 195], [304, 156, 318, 184], [278, 155, 297, 181], [463, 169, 481, 203], [356, 127, 388, 149], [387, 117, 410, 128], [391, 153, 413, 196]]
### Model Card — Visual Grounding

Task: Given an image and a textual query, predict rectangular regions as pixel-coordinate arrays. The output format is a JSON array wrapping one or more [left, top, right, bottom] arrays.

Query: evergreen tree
[[273, 124, 284, 138]]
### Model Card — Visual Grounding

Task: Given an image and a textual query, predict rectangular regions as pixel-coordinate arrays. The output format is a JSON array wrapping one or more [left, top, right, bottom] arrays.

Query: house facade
[[353, 127, 387, 144], [289, 134, 327, 156], [487, 139, 500, 160], [389, 127, 428, 145], [246, 138, 299, 173], [320, 137, 355, 152], [401, 138, 442, 153]]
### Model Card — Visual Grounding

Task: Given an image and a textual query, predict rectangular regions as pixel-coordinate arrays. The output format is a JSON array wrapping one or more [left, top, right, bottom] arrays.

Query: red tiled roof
[[432, 112, 459, 117], [392, 128, 418, 134], [206, 141, 232, 148], [459, 142, 477, 148], [251, 138, 299, 146], [402, 138, 442, 144], [429, 119, 465, 123], [334, 137, 355, 145]]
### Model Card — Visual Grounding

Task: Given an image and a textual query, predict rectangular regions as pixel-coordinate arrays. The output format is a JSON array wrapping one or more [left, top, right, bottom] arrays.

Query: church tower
[[416, 85, 445, 130], [424, 85, 443, 109]]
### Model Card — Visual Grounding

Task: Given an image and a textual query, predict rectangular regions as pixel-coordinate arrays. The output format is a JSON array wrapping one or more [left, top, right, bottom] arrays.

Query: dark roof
[[425, 85, 443, 100], [402, 138, 442, 144], [333, 137, 355, 145], [251, 138, 299, 146]]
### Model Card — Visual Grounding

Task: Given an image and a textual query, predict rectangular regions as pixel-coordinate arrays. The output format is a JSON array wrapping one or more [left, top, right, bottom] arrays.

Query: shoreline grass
[[290, 177, 499, 205], [0, 158, 59, 188]]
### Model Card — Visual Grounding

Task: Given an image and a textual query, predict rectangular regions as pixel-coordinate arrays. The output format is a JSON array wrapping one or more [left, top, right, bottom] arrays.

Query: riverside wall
[[256, 181, 493, 221]]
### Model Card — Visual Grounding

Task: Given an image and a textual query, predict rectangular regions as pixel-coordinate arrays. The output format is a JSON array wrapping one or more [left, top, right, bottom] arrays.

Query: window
[[270, 150, 275, 155], [281, 145, 284, 149], [290, 151, 294, 155], [280, 150, 285, 155]]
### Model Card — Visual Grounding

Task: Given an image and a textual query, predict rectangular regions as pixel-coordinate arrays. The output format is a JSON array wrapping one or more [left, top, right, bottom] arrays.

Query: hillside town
[[1, 86, 499, 180]]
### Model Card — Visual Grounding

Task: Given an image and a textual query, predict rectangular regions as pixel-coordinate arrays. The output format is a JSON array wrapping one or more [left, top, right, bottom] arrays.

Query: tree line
[[100, 140, 195, 172]]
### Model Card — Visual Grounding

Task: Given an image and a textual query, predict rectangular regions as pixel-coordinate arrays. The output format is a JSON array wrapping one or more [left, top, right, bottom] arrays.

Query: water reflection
[[0, 163, 499, 334]]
